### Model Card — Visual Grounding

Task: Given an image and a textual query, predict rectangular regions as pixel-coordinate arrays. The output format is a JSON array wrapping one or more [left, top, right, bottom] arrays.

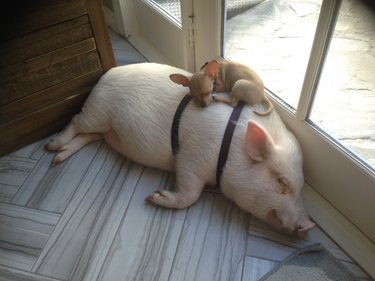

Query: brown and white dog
[[169, 59, 274, 116]]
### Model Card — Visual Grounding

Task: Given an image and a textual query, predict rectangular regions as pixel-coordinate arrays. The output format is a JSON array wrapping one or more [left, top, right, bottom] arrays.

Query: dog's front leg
[[214, 95, 238, 107], [145, 170, 205, 209]]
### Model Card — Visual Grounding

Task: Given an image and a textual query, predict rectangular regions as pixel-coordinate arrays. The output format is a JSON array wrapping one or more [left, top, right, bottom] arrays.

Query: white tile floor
[[0, 29, 371, 281]]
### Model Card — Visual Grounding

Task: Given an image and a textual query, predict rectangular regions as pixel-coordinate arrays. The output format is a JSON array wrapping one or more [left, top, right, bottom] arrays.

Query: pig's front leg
[[145, 171, 205, 209]]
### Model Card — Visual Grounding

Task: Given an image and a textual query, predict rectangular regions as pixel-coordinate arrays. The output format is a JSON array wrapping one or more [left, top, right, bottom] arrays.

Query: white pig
[[45, 63, 315, 234]]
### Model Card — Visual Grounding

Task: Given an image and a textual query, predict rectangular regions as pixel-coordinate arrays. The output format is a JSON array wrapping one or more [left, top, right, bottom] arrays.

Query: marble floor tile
[[12, 140, 102, 213], [95, 168, 186, 281], [0, 155, 36, 203], [242, 256, 278, 281], [0, 203, 60, 271], [73, 160, 144, 281], [168, 192, 249, 281], [0, 265, 61, 281], [109, 29, 148, 66], [8, 137, 47, 161], [33, 144, 126, 280]]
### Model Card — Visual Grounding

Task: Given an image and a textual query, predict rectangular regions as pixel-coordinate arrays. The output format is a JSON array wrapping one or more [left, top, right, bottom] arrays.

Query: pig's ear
[[245, 121, 275, 162], [169, 74, 190, 87], [204, 59, 219, 79]]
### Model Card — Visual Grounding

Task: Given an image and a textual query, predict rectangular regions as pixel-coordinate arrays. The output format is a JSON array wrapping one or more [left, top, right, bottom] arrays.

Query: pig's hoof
[[52, 156, 62, 166], [145, 190, 166, 200], [145, 190, 173, 206], [45, 139, 62, 151], [52, 147, 70, 165]]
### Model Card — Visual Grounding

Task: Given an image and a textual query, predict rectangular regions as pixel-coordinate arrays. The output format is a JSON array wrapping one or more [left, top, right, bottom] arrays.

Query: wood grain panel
[[0, 38, 97, 83], [0, 116, 71, 157], [0, 22, 93, 68], [0, 50, 101, 105], [0, 0, 115, 157], [0, 70, 102, 123], [0, 92, 90, 155], [0, 15, 89, 54], [0, 0, 87, 41], [86, 0, 116, 70]]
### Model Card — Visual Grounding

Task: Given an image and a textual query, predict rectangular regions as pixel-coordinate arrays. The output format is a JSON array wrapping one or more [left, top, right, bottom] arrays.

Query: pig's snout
[[266, 209, 316, 235], [295, 216, 316, 236]]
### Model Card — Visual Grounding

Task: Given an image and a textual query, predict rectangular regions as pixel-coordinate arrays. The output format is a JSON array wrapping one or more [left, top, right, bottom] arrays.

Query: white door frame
[[108, 0, 195, 71]]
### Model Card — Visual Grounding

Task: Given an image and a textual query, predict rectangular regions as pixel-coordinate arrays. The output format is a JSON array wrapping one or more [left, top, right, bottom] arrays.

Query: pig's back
[[84, 63, 192, 170], [82, 63, 291, 175]]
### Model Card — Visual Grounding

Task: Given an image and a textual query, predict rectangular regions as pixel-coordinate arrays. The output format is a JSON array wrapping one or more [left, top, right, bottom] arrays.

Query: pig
[[45, 62, 315, 234]]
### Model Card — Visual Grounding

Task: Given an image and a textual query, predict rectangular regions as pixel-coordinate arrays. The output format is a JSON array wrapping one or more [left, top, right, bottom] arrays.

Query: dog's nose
[[200, 101, 208, 107]]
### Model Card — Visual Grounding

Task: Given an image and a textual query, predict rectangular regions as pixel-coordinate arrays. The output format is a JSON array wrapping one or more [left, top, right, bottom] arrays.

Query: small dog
[[169, 59, 274, 116]]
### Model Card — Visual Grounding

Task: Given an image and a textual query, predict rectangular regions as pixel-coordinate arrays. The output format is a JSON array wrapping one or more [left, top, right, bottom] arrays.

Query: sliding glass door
[[219, 0, 375, 242]]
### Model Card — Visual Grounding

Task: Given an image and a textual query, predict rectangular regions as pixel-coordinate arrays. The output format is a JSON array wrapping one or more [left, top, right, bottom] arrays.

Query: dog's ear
[[169, 74, 190, 87], [204, 59, 219, 79]]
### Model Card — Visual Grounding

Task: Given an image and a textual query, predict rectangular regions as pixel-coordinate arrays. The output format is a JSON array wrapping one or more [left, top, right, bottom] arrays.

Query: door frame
[[107, 0, 195, 71]]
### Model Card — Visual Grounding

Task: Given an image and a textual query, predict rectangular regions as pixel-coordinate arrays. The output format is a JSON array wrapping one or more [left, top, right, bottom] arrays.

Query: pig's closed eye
[[277, 177, 292, 194]]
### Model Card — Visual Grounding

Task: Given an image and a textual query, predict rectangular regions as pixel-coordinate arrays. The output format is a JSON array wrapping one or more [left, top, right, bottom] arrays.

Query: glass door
[[224, 0, 322, 108], [220, 0, 375, 242], [309, 1, 375, 171], [119, 0, 195, 70]]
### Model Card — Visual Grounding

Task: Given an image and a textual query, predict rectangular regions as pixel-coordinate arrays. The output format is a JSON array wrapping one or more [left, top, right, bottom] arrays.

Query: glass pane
[[150, 0, 181, 22], [224, 0, 322, 108], [309, 0, 375, 169]]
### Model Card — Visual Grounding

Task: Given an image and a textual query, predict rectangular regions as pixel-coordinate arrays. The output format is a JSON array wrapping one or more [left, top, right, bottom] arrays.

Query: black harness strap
[[216, 100, 245, 189], [171, 93, 192, 156], [171, 95, 245, 189]]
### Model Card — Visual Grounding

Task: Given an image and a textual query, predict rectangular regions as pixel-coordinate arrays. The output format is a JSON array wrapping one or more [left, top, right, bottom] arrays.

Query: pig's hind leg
[[46, 110, 107, 151], [45, 110, 109, 163], [45, 122, 79, 152], [52, 133, 103, 165]]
